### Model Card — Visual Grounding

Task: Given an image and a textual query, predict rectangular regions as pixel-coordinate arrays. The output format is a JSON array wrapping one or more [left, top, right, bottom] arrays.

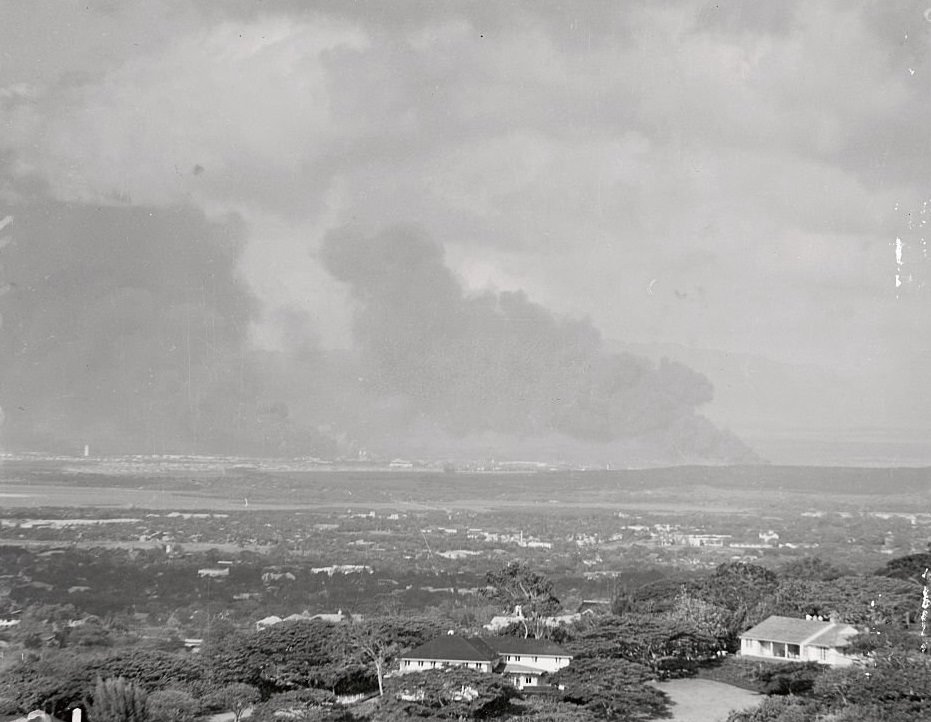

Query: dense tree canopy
[[550, 657, 670, 721], [483, 561, 561, 639], [206, 620, 366, 695], [373, 668, 521, 720], [568, 613, 719, 676], [876, 551, 931, 583]]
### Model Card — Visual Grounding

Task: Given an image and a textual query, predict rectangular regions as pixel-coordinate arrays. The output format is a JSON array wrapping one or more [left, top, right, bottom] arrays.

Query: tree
[[344, 616, 446, 696], [250, 689, 342, 722], [550, 657, 670, 720], [726, 696, 814, 722], [483, 561, 561, 639], [876, 551, 931, 584], [517, 696, 598, 721], [568, 614, 719, 676], [784, 646, 931, 721], [203, 684, 259, 722], [845, 626, 922, 659], [669, 588, 732, 650], [773, 576, 918, 627], [373, 668, 521, 721], [146, 690, 198, 722], [86, 677, 148, 722], [208, 620, 363, 695], [778, 557, 845, 582], [13, 603, 80, 649], [753, 662, 824, 696], [83, 648, 208, 694], [68, 617, 114, 648]]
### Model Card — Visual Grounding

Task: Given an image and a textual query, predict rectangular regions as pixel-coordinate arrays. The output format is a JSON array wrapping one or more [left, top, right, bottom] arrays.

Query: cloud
[[4, 14, 368, 216], [0, 0, 929, 459]]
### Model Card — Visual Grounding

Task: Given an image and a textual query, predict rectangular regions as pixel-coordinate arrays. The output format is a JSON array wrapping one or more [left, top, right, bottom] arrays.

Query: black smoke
[[0, 202, 754, 463], [321, 225, 755, 462], [0, 200, 334, 457]]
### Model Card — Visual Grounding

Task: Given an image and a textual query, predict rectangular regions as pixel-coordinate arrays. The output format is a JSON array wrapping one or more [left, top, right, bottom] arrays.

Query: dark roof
[[402, 635, 498, 662], [741, 616, 857, 647], [491, 637, 571, 656]]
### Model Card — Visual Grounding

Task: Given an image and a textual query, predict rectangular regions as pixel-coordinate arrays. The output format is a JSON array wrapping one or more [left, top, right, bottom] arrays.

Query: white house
[[493, 638, 572, 689], [398, 634, 572, 691], [739, 615, 859, 666]]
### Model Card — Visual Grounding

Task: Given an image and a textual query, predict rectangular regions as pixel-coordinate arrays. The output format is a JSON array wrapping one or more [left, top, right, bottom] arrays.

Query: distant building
[[677, 534, 732, 547], [255, 615, 283, 631], [261, 570, 296, 584], [255, 610, 362, 631], [739, 615, 859, 666], [197, 567, 229, 578], [577, 599, 612, 614], [309, 610, 363, 624], [310, 564, 373, 576], [759, 530, 780, 545], [484, 605, 585, 633]]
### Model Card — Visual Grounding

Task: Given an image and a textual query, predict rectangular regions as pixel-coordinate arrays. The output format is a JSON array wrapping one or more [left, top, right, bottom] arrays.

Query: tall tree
[[86, 677, 148, 722], [203, 684, 259, 722], [483, 561, 561, 639], [343, 617, 443, 696], [146, 690, 199, 722]]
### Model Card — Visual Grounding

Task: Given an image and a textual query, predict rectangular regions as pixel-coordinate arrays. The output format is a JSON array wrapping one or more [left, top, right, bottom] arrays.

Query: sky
[[0, 0, 929, 465]]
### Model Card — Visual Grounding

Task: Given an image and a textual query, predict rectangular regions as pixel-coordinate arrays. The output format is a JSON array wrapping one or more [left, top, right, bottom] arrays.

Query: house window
[[533, 656, 538, 663], [787, 644, 800, 658], [418, 661, 423, 667], [818, 647, 827, 661], [525, 676, 533, 685]]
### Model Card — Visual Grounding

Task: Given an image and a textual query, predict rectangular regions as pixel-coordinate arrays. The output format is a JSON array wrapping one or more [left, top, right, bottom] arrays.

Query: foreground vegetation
[[1, 547, 930, 721]]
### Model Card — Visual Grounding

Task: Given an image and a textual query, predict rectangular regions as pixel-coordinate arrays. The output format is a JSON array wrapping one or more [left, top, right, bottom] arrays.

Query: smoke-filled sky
[[0, 1, 929, 464]]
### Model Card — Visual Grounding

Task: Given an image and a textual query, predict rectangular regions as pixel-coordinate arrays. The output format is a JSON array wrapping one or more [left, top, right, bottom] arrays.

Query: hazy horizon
[[1, 1, 929, 466]]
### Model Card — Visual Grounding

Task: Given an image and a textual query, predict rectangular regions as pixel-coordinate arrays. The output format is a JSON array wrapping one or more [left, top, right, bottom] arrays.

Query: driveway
[[652, 678, 761, 722]]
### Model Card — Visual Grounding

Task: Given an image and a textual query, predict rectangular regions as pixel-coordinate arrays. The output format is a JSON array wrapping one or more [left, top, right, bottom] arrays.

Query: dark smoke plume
[[0, 201, 753, 463], [321, 225, 755, 462], [0, 200, 334, 456]]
